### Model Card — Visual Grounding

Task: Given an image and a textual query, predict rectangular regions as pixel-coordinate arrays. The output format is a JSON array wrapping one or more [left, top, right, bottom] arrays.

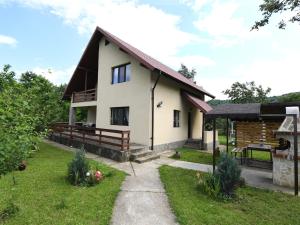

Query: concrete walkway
[[44, 140, 178, 225], [44, 140, 295, 225]]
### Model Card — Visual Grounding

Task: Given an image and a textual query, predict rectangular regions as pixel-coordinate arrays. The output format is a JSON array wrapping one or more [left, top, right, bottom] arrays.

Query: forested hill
[[208, 92, 300, 106]]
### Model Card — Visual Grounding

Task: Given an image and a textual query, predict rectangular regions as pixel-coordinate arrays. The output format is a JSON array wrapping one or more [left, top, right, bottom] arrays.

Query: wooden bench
[[231, 147, 246, 164]]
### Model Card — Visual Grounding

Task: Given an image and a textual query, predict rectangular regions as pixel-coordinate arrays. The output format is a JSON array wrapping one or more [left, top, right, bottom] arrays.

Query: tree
[[223, 81, 271, 103], [178, 64, 196, 80], [252, 0, 300, 30], [278, 92, 300, 102], [0, 65, 70, 175]]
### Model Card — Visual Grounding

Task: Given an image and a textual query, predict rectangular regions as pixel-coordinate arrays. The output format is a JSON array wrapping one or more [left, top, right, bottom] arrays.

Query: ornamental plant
[[197, 153, 241, 199], [67, 147, 90, 186], [215, 153, 241, 197]]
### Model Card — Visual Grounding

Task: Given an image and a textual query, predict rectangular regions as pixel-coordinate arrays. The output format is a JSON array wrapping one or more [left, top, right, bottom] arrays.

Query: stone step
[[183, 144, 202, 150], [134, 154, 160, 164], [130, 150, 153, 160], [129, 144, 148, 153]]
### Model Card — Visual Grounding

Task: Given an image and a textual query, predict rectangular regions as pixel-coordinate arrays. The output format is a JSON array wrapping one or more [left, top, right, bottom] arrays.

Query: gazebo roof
[[206, 103, 261, 119], [206, 102, 300, 120]]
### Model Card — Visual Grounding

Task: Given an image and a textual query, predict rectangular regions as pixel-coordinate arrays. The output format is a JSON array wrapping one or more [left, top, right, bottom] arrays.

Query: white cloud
[[30, 65, 75, 85], [180, 0, 212, 11], [0, 34, 17, 46], [9, 0, 215, 71], [199, 52, 300, 99], [193, 1, 269, 47]]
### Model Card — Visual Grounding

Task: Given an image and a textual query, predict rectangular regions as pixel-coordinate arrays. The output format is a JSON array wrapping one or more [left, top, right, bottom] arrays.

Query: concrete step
[[130, 150, 153, 160], [134, 154, 160, 164], [183, 144, 202, 150], [129, 144, 148, 153]]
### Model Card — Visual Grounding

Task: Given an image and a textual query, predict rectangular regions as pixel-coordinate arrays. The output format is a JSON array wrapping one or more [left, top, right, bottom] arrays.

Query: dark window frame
[[110, 107, 129, 126], [111, 63, 131, 84], [173, 110, 180, 127]]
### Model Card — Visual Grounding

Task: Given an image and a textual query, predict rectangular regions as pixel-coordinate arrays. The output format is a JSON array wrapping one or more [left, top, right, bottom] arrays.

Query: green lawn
[[218, 135, 228, 145], [171, 148, 217, 165], [0, 142, 126, 225], [159, 165, 300, 225]]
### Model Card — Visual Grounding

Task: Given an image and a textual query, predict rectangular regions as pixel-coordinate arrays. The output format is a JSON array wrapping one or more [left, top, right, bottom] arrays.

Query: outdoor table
[[246, 143, 272, 162]]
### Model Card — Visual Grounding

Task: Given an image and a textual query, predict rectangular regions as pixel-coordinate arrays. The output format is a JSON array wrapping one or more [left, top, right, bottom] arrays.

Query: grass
[[218, 135, 228, 145], [159, 165, 300, 225], [171, 148, 217, 165], [0, 142, 126, 225]]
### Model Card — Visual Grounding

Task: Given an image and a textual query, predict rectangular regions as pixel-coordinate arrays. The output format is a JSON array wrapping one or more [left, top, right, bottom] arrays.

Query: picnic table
[[246, 143, 272, 162]]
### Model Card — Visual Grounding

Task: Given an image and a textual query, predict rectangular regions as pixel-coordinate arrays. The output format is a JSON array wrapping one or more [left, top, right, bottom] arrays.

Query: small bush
[[215, 153, 241, 197], [67, 147, 90, 186], [197, 153, 241, 199], [0, 201, 19, 222], [197, 172, 220, 199]]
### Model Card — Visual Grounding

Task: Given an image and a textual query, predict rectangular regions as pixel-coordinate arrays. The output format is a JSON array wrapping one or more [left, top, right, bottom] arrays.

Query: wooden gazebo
[[206, 102, 300, 196]]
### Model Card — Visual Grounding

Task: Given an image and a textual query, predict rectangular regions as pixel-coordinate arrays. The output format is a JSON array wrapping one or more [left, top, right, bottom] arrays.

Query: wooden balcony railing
[[50, 123, 130, 151], [73, 89, 97, 103]]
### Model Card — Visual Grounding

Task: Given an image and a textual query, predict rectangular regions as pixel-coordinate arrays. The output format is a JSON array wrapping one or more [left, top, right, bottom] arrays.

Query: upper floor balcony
[[72, 88, 97, 103]]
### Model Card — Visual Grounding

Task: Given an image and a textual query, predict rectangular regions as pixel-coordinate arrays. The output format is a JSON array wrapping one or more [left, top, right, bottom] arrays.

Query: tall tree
[[223, 81, 271, 103], [252, 0, 300, 30], [178, 64, 196, 80]]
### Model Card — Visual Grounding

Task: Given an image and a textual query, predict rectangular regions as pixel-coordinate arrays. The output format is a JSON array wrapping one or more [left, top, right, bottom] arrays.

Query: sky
[[0, 0, 299, 100]]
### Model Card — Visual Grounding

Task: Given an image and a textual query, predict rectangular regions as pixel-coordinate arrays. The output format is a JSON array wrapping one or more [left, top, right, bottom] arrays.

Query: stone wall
[[273, 156, 300, 187]]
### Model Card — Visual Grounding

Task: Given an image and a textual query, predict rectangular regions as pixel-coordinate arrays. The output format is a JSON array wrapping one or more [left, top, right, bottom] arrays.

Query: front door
[[188, 112, 192, 139]]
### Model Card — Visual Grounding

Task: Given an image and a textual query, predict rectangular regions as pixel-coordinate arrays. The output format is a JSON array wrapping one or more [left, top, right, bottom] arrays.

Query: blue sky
[[0, 0, 299, 99]]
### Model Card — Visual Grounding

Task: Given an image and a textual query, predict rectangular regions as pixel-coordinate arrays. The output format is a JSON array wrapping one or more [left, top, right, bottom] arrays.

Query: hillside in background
[[208, 92, 300, 106]]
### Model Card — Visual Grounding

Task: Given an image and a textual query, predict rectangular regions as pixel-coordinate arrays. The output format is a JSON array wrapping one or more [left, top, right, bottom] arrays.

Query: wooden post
[[127, 132, 130, 151], [99, 130, 102, 146], [293, 114, 298, 196], [70, 125, 73, 147], [213, 118, 216, 173], [121, 132, 124, 151], [202, 113, 205, 150], [226, 117, 229, 153]]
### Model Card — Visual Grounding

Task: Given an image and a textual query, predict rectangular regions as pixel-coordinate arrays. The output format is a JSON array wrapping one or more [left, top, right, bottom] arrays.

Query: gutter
[[151, 71, 162, 150]]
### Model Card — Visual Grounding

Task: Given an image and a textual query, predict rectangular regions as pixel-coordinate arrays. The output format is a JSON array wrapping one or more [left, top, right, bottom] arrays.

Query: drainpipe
[[151, 71, 162, 150]]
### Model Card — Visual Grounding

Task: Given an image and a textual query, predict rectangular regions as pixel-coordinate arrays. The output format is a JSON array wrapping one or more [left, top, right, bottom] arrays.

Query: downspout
[[151, 71, 162, 150]]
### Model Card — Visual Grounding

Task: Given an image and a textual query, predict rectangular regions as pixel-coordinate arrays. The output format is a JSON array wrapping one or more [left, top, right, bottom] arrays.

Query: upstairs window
[[111, 107, 129, 126], [112, 63, 131, 84], [173, 110, 180, 127]]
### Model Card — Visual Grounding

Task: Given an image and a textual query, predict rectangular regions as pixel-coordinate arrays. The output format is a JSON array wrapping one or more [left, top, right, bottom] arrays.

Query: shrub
[[215, 153, 241, 197], [197, 172, 221, 199], [67, 147, 90, 186]]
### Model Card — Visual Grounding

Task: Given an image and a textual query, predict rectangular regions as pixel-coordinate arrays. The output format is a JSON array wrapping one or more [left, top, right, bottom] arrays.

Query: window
[[112, 63, 131, 84], [111, 107, 129, 126], [173, 110, 180, 127]]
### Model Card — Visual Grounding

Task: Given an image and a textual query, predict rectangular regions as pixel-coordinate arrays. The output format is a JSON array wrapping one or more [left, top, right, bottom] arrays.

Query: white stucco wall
[[96, 38, 152, 146], [87, 106, 96, 124], [153, 76, 203, 146]]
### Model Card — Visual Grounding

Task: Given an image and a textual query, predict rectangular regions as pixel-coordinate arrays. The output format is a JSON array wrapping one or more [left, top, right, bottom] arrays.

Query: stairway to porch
[[129, 143, 160, 163]]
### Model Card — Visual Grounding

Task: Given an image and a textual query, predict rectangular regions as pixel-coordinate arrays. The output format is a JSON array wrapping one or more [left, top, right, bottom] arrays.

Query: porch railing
[[73, 89, 97, 103], [50, 123, 130, 151]]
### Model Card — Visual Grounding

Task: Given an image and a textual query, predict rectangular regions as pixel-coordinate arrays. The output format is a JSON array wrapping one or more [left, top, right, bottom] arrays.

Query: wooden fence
[[50, 123, 130, 151], [236, 121, 281, 148]]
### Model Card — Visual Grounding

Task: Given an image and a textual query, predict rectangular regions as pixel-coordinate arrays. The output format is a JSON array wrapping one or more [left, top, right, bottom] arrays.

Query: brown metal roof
[[63, 27, 215, 99], [182, 92, 212, 113]]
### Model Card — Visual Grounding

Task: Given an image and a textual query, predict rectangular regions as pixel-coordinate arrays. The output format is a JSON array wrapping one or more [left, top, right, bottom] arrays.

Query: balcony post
[[68, 107, 76, 126]]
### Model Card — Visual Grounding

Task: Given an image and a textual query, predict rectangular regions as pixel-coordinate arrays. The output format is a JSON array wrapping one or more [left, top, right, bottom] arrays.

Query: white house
[[62, 26, 214, 156]]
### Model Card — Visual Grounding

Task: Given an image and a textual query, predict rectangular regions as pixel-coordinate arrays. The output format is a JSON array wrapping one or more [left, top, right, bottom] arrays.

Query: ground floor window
[[111, 107, 129, 126], [173, 110, 180, 127]]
